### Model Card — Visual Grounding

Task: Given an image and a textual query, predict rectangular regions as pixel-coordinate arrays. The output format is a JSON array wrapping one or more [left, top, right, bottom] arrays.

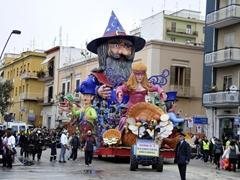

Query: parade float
[[62, 11, 194, 160]]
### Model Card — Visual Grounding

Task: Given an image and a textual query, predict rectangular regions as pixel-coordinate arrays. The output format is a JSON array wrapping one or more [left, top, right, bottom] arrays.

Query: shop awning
[[41, 57, 54, 66]]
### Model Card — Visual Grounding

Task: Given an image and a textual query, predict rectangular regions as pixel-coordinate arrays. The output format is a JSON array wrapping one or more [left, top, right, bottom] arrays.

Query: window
[[170, 65, 191, 87], [171, 37, 176, 42], [62, 78, 66, 94], [61, 78, 71, 94], [223, 74, 233, 90], [171, 22, 176, 32], [75, 75, 81, 90], [186, 25, 191, 34], [224, 33, 235, 48], [203, 26, 205, 34], [67, 80, 70, 93], [15, 87, 18, 96]]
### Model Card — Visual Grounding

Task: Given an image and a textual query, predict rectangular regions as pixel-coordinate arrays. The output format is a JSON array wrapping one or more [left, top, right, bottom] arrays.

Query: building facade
[[130, 9, 205, 45], [0, 50, 46, 126], [203, 0, 240, 140]]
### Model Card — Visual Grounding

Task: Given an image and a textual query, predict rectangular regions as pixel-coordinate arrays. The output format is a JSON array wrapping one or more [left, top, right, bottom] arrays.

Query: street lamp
[[0, 30, 21, 60]]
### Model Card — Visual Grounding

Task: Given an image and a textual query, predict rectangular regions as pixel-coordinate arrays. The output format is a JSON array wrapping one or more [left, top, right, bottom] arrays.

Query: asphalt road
[[0, 147, 240, 180]]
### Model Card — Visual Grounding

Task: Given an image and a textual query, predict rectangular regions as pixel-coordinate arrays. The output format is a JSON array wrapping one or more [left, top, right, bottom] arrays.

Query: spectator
[[205, 83, 218, 93], [2, 128, 16, 169], [202, 136, 210, 163], [59, 129, 68, 163], [212, 138, 223, 170], [82, 130, 96, 167], [50, 133, 57, 161], [70, 133, 80, 161], [228, 140, 239, 172]]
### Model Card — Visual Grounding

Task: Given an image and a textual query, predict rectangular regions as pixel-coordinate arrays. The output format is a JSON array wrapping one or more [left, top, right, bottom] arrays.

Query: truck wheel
[[130, 154, 137, 171], [156, 155, 164, 172], [152, 164, 156, 169]]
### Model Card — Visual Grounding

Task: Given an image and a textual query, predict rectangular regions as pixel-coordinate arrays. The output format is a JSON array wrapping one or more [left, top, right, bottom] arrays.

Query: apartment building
[[0, 50, 46, 126], [130, 9, 205, 45], [203, 0, 240, 139], [39, 46, 97, 128]]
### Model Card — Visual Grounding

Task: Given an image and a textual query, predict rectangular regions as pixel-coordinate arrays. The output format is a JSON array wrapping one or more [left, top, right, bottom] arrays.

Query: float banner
[[136, 139, 159, 157]]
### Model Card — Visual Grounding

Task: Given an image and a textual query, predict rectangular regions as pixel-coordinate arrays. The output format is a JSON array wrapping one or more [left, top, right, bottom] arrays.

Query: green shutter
[[170, 65, 175, 85], [185, 67, 190, 87]]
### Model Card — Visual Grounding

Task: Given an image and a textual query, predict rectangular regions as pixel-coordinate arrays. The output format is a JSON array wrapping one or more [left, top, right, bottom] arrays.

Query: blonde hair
[[125, 62, 152, 91]]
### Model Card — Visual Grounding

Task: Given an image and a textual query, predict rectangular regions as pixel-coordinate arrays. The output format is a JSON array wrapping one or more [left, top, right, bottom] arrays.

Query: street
[[0, 147, 240, 180]]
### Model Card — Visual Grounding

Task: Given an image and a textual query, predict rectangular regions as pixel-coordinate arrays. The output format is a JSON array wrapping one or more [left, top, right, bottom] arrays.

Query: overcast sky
[[0, 0, 206, 56]]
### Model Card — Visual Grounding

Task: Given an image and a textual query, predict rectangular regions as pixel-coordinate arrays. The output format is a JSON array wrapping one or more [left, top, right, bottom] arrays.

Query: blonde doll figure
[[115, 62, 167, 133]]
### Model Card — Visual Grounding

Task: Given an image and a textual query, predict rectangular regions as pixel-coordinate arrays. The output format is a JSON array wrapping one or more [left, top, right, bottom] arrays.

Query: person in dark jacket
[[82, 130, 96, 166], [35, 133, 44, 161], [174, 132, 191, 180], [212, 138, 223, 170], [50, 134, 57, 161], [70, 133, 80, 161]]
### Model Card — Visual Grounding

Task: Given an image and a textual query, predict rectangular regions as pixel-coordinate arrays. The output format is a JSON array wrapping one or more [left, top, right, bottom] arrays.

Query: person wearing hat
[[58, 129, 68, 163], [165, 91, 192, 138], [174, 132, 191, 180], [67, 81, 97, 142], [82, 130, 96, 166], [79, 11, 146, 104]]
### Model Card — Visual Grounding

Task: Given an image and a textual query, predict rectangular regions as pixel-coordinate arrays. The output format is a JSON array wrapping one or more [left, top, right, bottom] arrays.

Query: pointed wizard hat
[[87, 11, 146, 54]]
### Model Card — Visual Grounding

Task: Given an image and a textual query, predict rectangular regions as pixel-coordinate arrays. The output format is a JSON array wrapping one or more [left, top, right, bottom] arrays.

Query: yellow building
[[0, 50, 46, 126]]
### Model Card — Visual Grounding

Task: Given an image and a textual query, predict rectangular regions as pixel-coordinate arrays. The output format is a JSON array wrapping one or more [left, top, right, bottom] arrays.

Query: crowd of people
[[192, 135, 240, 172]]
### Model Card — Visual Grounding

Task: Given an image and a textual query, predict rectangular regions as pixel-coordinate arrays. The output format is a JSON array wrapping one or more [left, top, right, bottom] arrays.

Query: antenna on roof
[[59, 26, 62, 46], [66, 34, 68, 47]]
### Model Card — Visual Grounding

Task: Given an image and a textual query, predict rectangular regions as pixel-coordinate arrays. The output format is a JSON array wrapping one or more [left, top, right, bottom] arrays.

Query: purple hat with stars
[[87, 11, 146, 54]]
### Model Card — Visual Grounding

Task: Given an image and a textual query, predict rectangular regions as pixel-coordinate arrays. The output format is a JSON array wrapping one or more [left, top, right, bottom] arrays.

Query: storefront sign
[[193, 115, 208, 124], [234, 116, 240, 125], [238, 128, 240, 135], [136, 139, 159, 157]]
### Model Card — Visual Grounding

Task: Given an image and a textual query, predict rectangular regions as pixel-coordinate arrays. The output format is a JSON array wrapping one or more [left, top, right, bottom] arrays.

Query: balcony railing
[[203, 91, 239, 106], [38, 70, 54, 81], [20, 71, 38, 79], [37, 96, 54, 105], [206, 5, 240, 28], [169, 85, 195, 97], [205, 47, 240, 67], [166, 27, 198, 37], [19, 92, 43, 101]]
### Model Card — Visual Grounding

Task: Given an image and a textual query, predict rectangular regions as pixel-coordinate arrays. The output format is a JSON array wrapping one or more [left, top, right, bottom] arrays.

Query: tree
[[0, 80, 14, 116]]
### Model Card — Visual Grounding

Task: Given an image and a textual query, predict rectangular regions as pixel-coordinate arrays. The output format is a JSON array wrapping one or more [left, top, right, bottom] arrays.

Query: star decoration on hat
[[103, 11, 125, 35]]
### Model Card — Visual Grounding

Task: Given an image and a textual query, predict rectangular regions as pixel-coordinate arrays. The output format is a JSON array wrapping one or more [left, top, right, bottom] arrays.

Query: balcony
[[205, 47, 240, 67], [37, 96, 54, 106], [203, 91, 239, 107], [169, 85, 195, 97], [38, 70, 54, 82], [166, 27, 198, 38], [19, 92, 43, 101], [20, 71, 38, 80], [73, 92, 81, 101], [206, 5, 240, 28]]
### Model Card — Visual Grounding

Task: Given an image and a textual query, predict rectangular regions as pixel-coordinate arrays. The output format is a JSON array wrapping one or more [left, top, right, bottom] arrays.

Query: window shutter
[[185, 67, 191, 87], [170, 65, 175, 85]]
